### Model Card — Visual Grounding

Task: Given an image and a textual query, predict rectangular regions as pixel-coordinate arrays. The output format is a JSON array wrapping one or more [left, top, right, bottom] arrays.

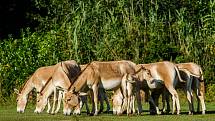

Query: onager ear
[[14, 88, 20, 94]]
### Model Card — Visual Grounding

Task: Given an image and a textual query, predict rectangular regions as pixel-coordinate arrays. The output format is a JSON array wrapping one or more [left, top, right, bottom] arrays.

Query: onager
[[112, 74, 135, 115], [135, 61, 185, 115], [79, 65, 111, 114], [34, 60, 81, 114], [112, 89, 123, 115], [112, 73, 137, 115], [63, 60, 154, 116], [14, 65, 55, 113], [176, 62, 206, 114]]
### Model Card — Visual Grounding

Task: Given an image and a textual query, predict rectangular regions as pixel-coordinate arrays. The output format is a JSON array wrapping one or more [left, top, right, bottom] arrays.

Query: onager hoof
[[86, 111, 91, 115], [188, 111, 194, 115], [202, 110, 206, 115], [103, 110, 110, 114], [177, 110, 180, 115], [89, 113, 94, 116], [51, 112, 55, 115], [117, 112, 123, 116], [157, 111, 161, 115], [98, 110, 103, 114], [94, 112, 98, 116]]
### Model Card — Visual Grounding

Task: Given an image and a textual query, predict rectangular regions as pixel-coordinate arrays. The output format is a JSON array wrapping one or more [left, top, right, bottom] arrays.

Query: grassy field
[[1, 102, 215, 121]]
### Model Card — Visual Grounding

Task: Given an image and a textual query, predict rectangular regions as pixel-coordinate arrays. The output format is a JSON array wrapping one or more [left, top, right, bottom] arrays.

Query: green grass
[[1, 102, 215, 121]]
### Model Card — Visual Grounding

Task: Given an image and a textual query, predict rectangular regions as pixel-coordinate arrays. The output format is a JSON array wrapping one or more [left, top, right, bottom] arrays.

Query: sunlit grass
[[1, 101, 215, 121]]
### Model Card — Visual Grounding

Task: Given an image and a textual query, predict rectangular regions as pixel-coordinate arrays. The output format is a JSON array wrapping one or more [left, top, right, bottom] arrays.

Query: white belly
[[99, 80, 121, 90]]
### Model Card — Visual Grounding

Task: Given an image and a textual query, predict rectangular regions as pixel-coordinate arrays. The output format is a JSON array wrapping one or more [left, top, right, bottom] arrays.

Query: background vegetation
[[0, 0, 214, 104]]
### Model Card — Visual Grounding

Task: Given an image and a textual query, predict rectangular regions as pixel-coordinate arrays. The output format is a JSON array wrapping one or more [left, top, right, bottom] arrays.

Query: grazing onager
[[135, 61, 185, 115], [176, 62, 206, 114], [112, 73, 138, 115], [14, 66, 55, 113], [63, 60, 154, 116], [112, 89, 123, 115], [34, 60, 81, 114]]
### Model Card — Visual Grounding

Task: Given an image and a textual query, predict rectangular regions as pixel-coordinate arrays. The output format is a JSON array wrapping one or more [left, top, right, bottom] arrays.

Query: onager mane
[[68, 62, 92, 90], [38, 76, 52, 94], [18, 75, 33, 94]]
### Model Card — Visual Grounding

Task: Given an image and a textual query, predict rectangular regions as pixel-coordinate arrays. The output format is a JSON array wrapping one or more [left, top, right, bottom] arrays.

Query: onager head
[[136, 66, 154, 82], [34, 93, 48, 113], [63, 90, 81, 116], [112, 90, 123, 115], [14, 89, 27, 113]]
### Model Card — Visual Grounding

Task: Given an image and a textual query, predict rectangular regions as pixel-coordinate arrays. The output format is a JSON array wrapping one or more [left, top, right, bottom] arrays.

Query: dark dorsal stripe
[[39, 76, 52, 94], [60, 61, 72, 82], [134, 65, 145, 75]]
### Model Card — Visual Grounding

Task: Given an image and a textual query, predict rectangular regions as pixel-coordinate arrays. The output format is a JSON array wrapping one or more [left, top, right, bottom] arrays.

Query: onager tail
[[199, 68, 204, 82], [174, 66, 186, 83]]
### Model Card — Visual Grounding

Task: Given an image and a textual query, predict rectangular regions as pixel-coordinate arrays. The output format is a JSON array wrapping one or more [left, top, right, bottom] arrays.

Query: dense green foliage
[[0, 0, 214, 103]]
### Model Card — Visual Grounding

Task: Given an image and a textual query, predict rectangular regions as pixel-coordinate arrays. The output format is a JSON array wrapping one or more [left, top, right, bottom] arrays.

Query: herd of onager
[[14, 60, 206, 116]]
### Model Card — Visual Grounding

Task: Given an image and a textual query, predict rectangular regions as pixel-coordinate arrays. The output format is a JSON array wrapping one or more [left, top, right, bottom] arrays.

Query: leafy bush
[[205, 84, 215, 102]]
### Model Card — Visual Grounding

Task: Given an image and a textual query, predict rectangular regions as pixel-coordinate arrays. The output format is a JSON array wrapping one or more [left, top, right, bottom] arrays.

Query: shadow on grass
[[95, 110, 215, 116]]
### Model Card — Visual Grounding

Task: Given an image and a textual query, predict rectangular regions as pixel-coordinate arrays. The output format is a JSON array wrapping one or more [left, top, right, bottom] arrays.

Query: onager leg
[[180, 69, 194, 115], [102, 90, 110, 113], [84, 96, 90, 114], [46, 98, 51, 113], [55, 90, 63, 113], [167, 86, 180, 115], [136, 89, 143, 114], [150, 91, 161, 115], [92, 85, 99, 115], [98, 89, 110, 113], [51, 88, 57, 114], [162, 89, 170, 114], [186, 76, 194, 115], [98, 91, 104, 114], [135, 82, 147, 115], [154, 94, 161, 115], [79, 95, 90, 114], [127, 82, 133, 115], [131, 95, 135, 114], [121, 94, 128, 114]]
